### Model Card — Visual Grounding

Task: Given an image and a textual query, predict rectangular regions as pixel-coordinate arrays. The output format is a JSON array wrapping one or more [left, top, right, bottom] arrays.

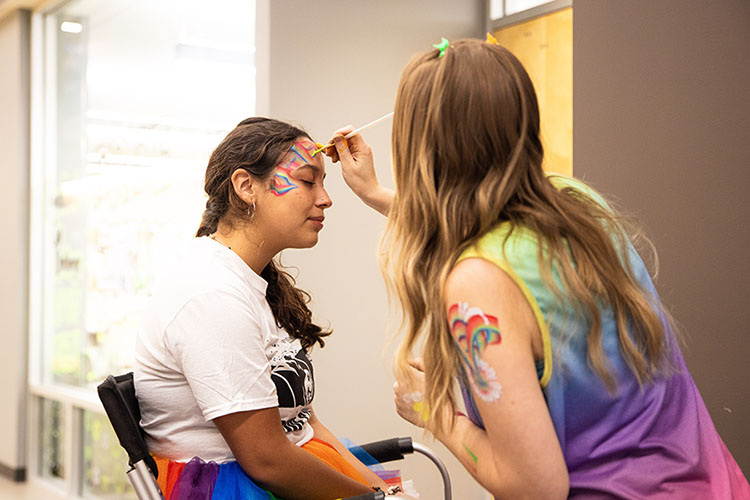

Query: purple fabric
[[171, 457, 220, 500], [456, 210, 750, 499]]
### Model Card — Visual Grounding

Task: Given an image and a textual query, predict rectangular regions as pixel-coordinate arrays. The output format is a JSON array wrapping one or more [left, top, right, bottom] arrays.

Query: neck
[[212, 222, 277, 275]]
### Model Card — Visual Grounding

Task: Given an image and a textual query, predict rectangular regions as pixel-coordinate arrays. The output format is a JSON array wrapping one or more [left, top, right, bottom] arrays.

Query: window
[[490, 0, 571, 23], [29, 0, 256, 496]]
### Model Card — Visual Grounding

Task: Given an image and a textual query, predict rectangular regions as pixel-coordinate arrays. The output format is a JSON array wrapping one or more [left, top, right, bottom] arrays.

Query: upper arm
[[445, 258, 568, 497], [213, 407, 292, 477]]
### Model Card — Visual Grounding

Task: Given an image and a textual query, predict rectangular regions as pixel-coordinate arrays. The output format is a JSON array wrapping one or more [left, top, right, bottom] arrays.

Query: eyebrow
[[294, 164, 326, 178]]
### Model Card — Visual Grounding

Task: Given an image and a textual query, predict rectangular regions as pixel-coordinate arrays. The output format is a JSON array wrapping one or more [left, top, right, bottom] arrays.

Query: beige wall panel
[[0, 8, 29, 474], [495, 8, 573, 176], [267, 1, 491, 499]]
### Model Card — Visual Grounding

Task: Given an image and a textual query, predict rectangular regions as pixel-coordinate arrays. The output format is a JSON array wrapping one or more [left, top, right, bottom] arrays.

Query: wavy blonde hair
[[380, 39, 671, 433]]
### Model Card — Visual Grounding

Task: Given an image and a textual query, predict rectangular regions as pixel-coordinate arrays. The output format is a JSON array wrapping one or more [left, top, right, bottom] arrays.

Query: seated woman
[[134, 117, 395, 500]]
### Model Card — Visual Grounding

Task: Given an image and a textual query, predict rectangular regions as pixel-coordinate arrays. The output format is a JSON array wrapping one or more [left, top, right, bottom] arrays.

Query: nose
[[316, 185, 333, 209]]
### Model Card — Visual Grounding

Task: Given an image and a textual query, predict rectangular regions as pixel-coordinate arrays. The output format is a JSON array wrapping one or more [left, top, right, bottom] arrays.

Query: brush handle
[[312, 111, 394, 156], [343, 111, 394, 139]]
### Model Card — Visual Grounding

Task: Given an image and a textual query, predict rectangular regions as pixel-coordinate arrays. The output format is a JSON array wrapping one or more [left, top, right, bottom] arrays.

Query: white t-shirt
[[135, 237, 315, 463]]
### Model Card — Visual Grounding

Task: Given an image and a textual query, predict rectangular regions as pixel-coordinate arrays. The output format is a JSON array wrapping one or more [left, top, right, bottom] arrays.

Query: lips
[[308, 216, 325, 227]]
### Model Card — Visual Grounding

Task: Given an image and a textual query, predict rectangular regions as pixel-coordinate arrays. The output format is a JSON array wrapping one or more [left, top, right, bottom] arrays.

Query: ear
[[230, 168, 257, 205]]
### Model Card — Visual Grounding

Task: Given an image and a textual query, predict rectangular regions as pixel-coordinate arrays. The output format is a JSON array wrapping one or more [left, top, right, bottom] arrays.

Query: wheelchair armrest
[[357, 437, 414, 463]]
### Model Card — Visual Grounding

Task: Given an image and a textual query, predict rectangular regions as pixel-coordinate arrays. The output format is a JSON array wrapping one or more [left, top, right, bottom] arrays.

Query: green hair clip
[[433, 37, 450, 58]]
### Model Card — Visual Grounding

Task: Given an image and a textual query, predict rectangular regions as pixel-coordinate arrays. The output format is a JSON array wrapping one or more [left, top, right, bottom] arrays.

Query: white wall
[[264, 1, 489, 498], [0, 8, 29, 478]]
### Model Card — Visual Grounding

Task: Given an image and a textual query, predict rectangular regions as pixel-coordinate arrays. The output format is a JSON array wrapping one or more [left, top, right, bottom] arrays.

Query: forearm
[[244, 442, 372, 500], [433, 414, 503, 492]]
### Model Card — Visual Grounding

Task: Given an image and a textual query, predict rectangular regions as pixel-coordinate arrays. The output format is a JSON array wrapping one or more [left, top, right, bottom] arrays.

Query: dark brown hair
[[196, 117, 331, 350]]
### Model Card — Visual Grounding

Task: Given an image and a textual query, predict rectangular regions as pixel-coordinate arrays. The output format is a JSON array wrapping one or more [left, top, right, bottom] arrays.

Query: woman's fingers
[[333, 134, 352, 163], [320, 144, 338, 162]]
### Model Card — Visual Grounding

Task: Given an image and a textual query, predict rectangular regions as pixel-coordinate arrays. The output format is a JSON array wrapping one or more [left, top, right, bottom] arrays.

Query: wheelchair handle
[[358, 436, 414, 463]]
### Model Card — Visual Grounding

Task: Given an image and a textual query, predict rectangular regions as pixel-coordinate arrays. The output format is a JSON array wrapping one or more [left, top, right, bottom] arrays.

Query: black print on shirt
[[281, 408, 312, 433], [271, 347, 315, 408]]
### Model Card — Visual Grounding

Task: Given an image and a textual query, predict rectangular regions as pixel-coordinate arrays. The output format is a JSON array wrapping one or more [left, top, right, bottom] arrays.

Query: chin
[[292, 235, 319, 249]]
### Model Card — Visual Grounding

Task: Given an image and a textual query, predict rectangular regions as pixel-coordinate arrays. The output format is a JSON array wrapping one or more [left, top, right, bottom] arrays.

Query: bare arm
[[394, 258, 569, 499], [308, 409, 389, 490], [213, 407, 372, 500]]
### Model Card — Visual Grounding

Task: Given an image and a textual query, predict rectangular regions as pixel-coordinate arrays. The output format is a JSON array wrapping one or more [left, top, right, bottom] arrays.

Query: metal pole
[[412, 442, 452, 500]]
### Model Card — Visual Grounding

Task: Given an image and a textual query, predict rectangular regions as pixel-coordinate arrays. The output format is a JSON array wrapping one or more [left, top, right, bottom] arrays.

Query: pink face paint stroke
[[449, 301, 503, 402], [270, 141, 315, 196], [271, 164, 298, 196]]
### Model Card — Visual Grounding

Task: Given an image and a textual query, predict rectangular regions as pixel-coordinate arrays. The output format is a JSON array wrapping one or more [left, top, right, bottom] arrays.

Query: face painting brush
[[312, 111, 394, 156]]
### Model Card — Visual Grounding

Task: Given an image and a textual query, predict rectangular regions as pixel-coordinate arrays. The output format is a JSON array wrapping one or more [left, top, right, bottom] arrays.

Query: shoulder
[[445, 258, 535, 334], [154, 240, 263, 309], [547, 173, 613, 211]]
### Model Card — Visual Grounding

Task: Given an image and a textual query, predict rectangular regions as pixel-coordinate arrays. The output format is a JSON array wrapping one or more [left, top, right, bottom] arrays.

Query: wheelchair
[[97, 373, 452, 500]]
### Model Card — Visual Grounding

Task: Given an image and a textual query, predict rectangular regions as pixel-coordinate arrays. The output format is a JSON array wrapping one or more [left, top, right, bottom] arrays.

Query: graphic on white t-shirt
[[270, 338, 314, 433]]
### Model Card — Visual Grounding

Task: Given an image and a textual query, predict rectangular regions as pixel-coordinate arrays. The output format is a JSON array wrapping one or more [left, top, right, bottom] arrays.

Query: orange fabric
[[167, 461, 186, 499], [301, 438, 370, 487], [154, 456, 170, 498], [154, 456, 186, 500]]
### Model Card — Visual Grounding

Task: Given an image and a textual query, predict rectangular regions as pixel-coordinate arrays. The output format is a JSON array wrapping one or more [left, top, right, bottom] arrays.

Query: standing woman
[[135, 118, 391, 500], [331, 39, 749, 498]]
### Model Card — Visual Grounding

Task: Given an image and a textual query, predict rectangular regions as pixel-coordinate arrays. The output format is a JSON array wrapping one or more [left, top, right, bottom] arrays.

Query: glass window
[[490, 0, 504, 20], [39, 398, 65, 480], [32, 1, 256, 497], [490, 0, 561, 19], [38, 0, 255, 389], [82, 410, 136, 500], [505, 0, 551, 16]]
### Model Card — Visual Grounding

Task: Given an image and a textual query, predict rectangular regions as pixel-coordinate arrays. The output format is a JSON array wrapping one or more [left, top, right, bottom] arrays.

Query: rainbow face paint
[[271, 140, 316, 196], [449, 302, 503, 402]]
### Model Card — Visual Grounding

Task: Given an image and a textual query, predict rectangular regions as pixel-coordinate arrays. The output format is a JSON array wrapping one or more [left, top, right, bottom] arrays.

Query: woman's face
[[254, 137, 332, 250]]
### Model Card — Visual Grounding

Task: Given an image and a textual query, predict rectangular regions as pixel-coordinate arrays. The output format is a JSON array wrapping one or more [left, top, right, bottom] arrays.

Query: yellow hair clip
[[486, 32, 499, 45]]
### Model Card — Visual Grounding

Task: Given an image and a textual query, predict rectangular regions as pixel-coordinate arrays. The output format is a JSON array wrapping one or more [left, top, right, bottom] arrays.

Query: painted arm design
[[449, 302, 503, 402]]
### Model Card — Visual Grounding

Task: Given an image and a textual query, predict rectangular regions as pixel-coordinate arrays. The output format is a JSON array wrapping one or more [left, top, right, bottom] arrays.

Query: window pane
[[490, 0, 504, 19], [42, 0, 255, 388], [39, 398, 65, 480], [82, 410, 135, 500], [505, 0, 550, 16]]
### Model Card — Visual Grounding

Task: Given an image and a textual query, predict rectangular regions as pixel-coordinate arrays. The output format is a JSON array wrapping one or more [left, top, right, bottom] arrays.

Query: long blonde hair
[[381, 39, 670, 432]]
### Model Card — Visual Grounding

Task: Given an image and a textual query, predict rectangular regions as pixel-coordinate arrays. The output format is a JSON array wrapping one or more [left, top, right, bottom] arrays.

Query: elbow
[[487, 465, 569, 500], [538, 473, 569, 500], [234, 447, 289, 489]]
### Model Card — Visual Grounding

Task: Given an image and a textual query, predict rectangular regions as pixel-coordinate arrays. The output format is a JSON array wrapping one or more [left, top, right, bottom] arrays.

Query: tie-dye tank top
[[456, 175, 749, 499]]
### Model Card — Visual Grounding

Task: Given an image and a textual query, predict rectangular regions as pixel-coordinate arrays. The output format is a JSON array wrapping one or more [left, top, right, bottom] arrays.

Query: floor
[[0, 475, 71, 500]]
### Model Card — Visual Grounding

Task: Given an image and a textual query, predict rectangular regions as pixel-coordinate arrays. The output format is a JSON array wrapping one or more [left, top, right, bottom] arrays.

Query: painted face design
[[449, 302, 503, 402], [271, 140, 316, 196]]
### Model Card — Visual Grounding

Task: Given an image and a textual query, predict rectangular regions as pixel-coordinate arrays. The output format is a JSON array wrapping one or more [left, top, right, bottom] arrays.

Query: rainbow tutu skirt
[[153, 438, 370, 500]]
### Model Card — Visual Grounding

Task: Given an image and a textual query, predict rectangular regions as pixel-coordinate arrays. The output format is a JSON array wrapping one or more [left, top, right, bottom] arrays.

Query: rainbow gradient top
[[456, 175, 749, 499]]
